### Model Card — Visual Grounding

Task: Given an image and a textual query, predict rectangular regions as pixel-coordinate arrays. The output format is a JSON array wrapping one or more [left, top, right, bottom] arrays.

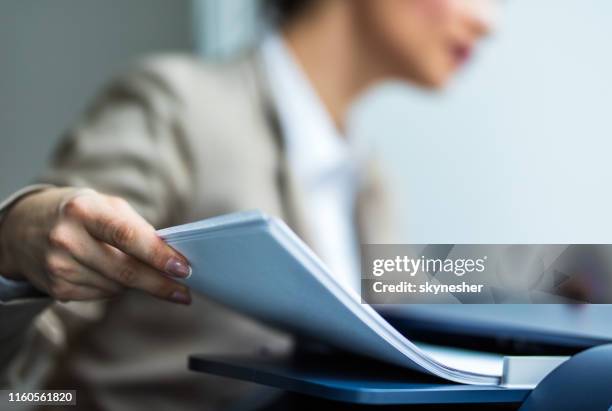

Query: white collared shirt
[[261, 33, 361, 291]]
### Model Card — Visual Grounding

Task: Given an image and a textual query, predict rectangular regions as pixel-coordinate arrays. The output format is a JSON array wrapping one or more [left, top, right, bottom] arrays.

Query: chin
[[423, 75, 450, 90], [408, 71, 451, 90], [395, 57, 454, 90], [398, 61, 453, 90]]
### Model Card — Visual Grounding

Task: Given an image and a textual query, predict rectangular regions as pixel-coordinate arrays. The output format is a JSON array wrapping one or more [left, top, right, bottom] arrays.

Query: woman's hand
[[0, 187, 192, 304]]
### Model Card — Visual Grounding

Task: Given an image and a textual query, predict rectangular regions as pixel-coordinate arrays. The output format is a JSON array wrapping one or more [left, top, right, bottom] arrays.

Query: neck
[[281, 1, 385, 132]]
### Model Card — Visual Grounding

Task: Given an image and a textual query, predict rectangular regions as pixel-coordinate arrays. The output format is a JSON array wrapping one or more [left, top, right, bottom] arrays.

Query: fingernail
[[165, 257, 192, 278], [169, 290, 192, 305]]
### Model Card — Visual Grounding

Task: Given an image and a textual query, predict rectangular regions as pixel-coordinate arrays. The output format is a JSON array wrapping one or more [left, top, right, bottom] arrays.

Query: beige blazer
[[0, 49, 395, 411]]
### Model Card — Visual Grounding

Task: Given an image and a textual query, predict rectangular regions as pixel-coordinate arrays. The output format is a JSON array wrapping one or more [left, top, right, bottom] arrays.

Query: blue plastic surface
[[188, 353, 531, 405], [379, 305, 612, 352]]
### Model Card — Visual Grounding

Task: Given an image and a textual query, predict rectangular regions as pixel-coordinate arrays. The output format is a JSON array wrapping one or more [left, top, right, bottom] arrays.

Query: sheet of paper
[[159, 211, 521, 385]]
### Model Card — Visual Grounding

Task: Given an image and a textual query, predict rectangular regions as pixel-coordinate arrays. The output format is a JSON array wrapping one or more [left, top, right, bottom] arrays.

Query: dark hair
[[263, 0, 316, 26]]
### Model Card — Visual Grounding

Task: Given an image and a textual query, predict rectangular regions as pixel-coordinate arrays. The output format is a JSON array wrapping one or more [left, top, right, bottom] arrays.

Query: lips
[[451, 43, 473, 66]]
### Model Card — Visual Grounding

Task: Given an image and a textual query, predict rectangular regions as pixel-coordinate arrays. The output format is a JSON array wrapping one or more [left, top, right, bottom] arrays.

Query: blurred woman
[[0, 1, 495, 409]]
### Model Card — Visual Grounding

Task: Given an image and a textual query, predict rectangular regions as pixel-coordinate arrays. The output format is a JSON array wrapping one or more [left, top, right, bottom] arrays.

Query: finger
[[74, 199, 191, 279], [48, 278, 118, 302], [65, 285, 117, 301], [43, 249, 124, 295], [57, 254, 124, 294], [70, 237, 191, 305]]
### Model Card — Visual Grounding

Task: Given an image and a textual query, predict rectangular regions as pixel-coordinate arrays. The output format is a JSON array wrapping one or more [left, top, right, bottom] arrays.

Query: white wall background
[[192, 0, 260, 58], [350, 0, 612, 243]]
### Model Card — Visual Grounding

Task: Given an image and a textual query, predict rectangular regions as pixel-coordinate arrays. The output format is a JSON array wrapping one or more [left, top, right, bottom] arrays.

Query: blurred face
[[353, 0, 498, 88]]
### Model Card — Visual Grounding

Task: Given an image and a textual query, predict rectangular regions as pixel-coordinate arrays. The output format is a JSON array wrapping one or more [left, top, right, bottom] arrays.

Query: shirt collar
[[261, 32, 354, 187]]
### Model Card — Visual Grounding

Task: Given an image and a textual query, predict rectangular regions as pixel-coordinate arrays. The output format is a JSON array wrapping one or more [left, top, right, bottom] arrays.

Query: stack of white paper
[[158, 210, 567, 387]]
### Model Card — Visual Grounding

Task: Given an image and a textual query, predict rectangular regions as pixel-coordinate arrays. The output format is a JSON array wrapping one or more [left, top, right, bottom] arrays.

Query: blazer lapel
[[354, 157, 398, 245], [249, 51, 317, 249]]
